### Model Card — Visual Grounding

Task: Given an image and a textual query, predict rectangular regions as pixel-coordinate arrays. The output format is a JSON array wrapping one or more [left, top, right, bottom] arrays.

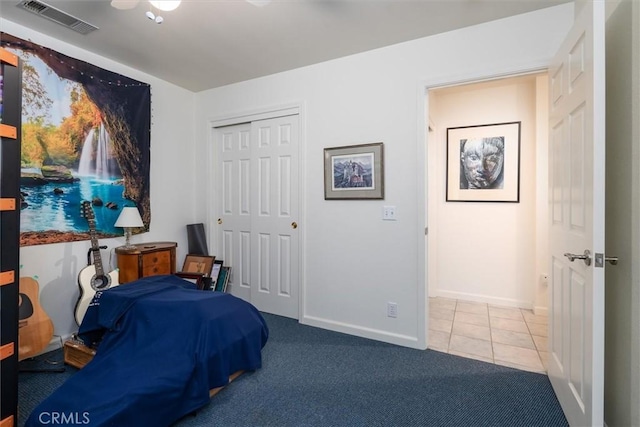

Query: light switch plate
[[382, 206, 396, 221]]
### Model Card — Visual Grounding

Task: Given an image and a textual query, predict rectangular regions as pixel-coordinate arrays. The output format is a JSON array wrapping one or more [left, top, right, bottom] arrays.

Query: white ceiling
[[0, 0, 571, 92]]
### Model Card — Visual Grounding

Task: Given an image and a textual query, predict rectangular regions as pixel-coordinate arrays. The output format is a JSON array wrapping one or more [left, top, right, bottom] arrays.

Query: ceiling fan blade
[[110, 0, 140, 10]]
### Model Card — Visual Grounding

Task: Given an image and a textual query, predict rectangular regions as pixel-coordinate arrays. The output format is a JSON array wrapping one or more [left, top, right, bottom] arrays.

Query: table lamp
[[114, 207, 143, 249]]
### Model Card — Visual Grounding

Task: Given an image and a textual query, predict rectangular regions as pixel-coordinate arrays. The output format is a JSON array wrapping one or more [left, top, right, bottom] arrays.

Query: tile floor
[[428, 297, 549, 373]]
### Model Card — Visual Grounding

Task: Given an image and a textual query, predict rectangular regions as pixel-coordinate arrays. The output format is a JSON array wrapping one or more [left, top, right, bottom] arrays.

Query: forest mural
[[0, 33, 151, 246]]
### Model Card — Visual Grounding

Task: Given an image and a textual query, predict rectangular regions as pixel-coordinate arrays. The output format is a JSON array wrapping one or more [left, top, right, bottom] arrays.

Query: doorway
[[425, 73, 550, 370]]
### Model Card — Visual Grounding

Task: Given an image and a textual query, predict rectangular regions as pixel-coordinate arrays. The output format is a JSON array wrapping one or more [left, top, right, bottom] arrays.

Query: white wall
[[194, 4, 574, 348], [603, 1, 640, 425], [534, 74, 550, 315], [2, 19, 198, 344], [427, 74, 548, 310]]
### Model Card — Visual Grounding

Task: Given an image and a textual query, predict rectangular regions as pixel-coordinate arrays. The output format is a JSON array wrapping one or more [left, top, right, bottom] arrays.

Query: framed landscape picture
[[324, 142, 384, 200], [446, 122, 521, 203]]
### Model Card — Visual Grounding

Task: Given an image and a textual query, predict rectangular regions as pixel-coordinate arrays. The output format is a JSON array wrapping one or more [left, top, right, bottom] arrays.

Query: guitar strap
[[87, 245, 108, 266]]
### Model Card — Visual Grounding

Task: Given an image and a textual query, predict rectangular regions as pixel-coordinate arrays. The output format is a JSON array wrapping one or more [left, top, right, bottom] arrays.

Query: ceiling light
[[110, 0, 138, 10], [145, 10, 163, 23], [246, 0, 272, 6], [149, 0, 181, 12]]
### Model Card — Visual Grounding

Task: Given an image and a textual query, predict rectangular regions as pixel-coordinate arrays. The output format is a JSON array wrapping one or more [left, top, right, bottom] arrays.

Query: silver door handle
[[564, 249, 592, 266], [594, 253, 619, 267]]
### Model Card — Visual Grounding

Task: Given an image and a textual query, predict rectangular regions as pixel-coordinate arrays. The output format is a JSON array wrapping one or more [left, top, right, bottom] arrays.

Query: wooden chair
[[175, 255, 215, 290]]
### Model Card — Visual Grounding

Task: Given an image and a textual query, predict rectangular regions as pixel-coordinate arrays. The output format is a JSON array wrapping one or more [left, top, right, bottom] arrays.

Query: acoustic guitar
[[18, 277, 54, 361], [75, 201, 119, 325]]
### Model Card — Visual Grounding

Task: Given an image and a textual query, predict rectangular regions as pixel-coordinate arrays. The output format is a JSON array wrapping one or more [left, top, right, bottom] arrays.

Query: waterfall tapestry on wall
[[0, 32, 151, 246]]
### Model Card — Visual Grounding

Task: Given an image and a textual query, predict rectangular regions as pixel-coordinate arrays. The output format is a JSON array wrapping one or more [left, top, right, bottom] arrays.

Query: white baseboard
[[300, 315, 424, 350], [40, 333, 73, 356], [430, 289, 534, 310], [533, 306, 548, 317]]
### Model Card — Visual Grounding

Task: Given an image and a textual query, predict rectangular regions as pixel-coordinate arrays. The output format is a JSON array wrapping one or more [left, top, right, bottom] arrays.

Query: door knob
[[217, 218, 222, 224], [291, 222, 297, 229], [594, 253, 619, 267], [564, 249, 592, 266], [605, 256, 619, 266]]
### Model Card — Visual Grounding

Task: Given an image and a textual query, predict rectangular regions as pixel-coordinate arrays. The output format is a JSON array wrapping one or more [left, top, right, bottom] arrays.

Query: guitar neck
[[88, 219, 105, 275]]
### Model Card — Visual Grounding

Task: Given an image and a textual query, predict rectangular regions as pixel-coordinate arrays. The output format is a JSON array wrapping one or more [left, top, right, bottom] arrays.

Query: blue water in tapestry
[[20, 123, 128, 236], [20, 176, 127, 235]]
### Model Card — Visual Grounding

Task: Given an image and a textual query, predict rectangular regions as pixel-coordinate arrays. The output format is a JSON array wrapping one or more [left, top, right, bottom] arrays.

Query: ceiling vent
[[17, 0, 99, 35]]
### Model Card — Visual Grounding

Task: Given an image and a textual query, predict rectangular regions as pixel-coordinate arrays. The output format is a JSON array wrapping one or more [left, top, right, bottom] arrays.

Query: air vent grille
[[17, 0, 99, 35], [21, 0, 46, 13]]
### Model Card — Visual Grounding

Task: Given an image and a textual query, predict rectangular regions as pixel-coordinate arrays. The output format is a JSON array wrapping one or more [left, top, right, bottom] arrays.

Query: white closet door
[[215, 115, 299, 319], [249, 115, 299, 318], [217, 123, 253, 301]]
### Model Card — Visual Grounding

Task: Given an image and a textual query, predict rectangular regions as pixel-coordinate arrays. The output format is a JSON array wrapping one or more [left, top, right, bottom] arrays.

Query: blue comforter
[[26, 275, 269, 427]]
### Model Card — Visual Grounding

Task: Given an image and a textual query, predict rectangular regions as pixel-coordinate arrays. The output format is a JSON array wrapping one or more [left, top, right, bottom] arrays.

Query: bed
[[25, 275, 269, 427]]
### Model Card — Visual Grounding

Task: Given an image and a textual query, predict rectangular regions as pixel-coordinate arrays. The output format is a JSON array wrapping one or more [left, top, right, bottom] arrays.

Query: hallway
[[428, 297, 548, 373]]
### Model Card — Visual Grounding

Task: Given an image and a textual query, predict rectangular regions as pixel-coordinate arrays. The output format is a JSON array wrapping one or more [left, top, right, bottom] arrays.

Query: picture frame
[[214, 266, 231, 293], [181, 254, 215, 276], [221, 266, 231, 292], [210, 259, 224, 288], [446, 122, 521, 203], [324, 142, 384, 200]]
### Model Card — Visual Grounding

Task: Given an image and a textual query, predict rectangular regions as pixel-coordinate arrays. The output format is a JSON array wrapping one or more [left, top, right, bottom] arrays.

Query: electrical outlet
[[382, 206, 397, 221], [387, 302, 398, 318]]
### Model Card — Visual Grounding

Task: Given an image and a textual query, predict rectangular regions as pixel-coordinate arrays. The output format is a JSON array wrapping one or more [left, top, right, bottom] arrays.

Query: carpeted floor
[[18, 313, 568, 426]]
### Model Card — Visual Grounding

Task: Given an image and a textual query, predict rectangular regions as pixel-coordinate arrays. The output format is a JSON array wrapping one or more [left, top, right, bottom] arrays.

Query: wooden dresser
[[115, 242, 177, 284]]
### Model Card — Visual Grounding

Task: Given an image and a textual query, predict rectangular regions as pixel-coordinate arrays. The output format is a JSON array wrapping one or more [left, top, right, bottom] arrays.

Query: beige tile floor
[[428, 297, 549, 373]]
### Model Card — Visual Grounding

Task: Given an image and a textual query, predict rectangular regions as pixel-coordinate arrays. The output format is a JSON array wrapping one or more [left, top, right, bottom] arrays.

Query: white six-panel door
[[548, 1, 605, 425], [217, 122, 253, 301], [215, 115, 299, 319]]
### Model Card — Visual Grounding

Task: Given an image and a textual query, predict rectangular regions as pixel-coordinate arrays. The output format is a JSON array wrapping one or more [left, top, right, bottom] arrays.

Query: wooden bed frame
[[64, 339, 244, 396]]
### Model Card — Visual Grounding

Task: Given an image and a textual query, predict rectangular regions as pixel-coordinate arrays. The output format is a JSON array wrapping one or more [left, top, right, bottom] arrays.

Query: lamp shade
[[149, 0, 181, 11], [114, 207, 144, 228]]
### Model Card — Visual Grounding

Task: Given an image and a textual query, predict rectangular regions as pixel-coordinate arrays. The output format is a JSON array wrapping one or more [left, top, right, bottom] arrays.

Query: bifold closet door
[[216, 115, 299, 319]]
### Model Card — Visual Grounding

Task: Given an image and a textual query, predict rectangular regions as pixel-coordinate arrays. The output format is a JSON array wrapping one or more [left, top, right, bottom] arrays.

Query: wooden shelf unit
[[0, 46, 22, 427]]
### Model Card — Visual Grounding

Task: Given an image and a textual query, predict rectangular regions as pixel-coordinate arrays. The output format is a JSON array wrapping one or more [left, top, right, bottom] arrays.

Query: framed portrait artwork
[[446, 122, 521, 203], [324, 142, 384, 200]]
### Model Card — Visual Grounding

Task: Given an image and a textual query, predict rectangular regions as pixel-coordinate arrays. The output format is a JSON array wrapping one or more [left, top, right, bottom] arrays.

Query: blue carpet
[[19, 313, 568, 426]]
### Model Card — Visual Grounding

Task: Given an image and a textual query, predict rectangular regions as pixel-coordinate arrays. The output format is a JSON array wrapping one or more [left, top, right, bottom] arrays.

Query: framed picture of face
[[446, 122, 521, 203]]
